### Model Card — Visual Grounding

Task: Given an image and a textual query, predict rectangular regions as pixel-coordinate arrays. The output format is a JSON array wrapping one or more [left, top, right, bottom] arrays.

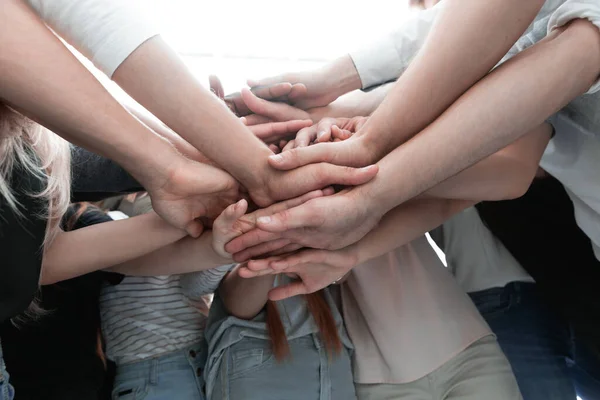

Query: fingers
[[233, 238, 291, 262], [229, 229, 283, 260], [268, 282, 308, 301], [256, 202, 320, 233], [267, 143, 337, 170], [294, 125, 317, 148], [241, 88, 309, 122], [242, 114, 272, 126], [315, 118, 338, 143], [250, 82, 294, 100], [269, 163, 378, 206], [216, 199, 248, 227], [185, 220, 204, 238], [248, 120, 313, 142], [209, 75, 225, 100], [238, 264, 275, 278], [331, 125, 353, 141]]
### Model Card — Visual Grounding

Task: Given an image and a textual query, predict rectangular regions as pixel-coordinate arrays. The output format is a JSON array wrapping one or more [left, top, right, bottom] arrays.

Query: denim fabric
[[0, 339, 14, 400], [469, 282, 600, 400], [211, 335, 356, 400], [112, 342, 206, 400]]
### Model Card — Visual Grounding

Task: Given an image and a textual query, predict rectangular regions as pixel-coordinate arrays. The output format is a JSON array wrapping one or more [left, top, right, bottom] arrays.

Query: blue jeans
[[0, 339, 14, 400], [469, 282, 600, 400], [211, 335, 356, 400], [112, 343, 206, 400]]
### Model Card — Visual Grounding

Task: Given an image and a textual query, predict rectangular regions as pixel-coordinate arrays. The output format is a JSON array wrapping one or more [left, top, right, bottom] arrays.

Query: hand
[[209, 75, 305, 117], [226, 186, 385, 258], [281, 116, 369, 150], [247, 55, 361, 110], [247, 162, 378, 209], [147, 155, 240, 237], [238, 247, 359, 300], [211, 199, 249, 259]]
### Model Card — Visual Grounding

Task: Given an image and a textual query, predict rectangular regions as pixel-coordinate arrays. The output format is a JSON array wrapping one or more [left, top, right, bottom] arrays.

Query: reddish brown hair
[[266, 290, 342, 362]]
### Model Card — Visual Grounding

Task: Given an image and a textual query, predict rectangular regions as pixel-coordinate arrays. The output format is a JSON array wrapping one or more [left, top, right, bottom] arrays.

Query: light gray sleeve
[[180, 264, 235, 301]]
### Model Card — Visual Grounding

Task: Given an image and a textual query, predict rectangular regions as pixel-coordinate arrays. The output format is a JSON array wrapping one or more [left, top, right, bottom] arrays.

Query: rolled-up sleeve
[[26, 0, 160, 78], [349, 6, 439, 90], [548, 0, 600, 93]]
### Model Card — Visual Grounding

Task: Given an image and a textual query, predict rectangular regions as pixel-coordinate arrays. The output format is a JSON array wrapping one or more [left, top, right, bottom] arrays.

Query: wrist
[[324, 55, 362, 99]]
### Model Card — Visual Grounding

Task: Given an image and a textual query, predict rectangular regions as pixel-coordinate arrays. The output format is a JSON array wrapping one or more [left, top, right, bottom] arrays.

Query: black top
[[0, 206, 122, 399], [0, 148, 140, 323], [477, 176, 600, 356]]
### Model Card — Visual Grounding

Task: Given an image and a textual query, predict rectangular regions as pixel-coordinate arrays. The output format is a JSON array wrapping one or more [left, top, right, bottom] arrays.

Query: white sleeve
[[348, 6, 439, 89], [26, 0, 160, 78], [180, 264, 234, 301], [548, 0, 600, 93]]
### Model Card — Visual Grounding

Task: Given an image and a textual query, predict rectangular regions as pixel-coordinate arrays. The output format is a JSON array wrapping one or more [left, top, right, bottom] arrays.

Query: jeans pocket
[[112, 379, 149, 400], [229, 346, 274, 379]]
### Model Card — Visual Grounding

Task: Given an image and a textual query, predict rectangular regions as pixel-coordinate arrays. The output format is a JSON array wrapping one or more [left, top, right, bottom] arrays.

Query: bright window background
[[141, 0, 411, 92]]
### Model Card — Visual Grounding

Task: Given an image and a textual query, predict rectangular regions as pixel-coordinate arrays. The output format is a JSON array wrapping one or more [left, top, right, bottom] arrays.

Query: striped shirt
[[100, 266, 231, 365]]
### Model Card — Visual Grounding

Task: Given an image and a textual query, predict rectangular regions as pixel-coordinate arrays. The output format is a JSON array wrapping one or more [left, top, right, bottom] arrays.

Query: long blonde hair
[[0, 103, 71, 245]]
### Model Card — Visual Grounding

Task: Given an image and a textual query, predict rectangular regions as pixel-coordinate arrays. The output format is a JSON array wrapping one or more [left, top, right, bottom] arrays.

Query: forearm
[[112, 36, 272, 188], [112, 230, 231, 276], [1, 2, 179, 185], [357, 0, 546, 159], [424, 123, 552, 201], [219, 265, 275, 320], [124, 103, 214, 165], [350, 199, 473, 264], [41, 213, 186, 284], [366, 19, 600, 213]]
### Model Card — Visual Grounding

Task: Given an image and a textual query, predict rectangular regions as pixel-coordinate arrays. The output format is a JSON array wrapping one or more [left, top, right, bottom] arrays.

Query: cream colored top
[[341, 235, 492, 384]]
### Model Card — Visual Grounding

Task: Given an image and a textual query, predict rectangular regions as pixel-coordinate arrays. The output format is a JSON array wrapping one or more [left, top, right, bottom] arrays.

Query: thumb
[[268, 144, 336, 170], [256, 203, 317, 233], [185, 220, 204, 238]]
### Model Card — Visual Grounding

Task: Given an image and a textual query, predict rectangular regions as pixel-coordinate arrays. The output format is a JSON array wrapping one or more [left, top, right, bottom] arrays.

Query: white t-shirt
[[430, 207, 534, 294], [27, 0, 160, 77], [541, 113, 600, 261], [341, 236, 492, 384], [350, 0, 600, 93]]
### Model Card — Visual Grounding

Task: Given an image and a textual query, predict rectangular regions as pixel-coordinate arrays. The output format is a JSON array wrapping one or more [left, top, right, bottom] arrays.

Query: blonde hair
[[0, 103, 71, 245]]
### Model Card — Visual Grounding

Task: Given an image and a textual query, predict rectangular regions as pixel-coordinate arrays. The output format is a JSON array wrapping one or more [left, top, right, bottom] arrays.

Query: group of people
[[1, 0, 600, 399]]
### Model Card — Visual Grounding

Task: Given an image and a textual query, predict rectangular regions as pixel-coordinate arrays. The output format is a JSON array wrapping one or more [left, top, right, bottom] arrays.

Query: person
[[234, 125, 553, 400], [0, 203, 124, 400], [430, 206, 576, 400], [477, 173, 600, 400], [204, 270, 356, 400], [226, 2, 600, 292], [100, 195, 233, 400]]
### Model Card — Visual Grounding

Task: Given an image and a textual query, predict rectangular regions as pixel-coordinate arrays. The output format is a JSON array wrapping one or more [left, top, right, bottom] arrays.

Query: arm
[[424, 123, 552, 201], [2, 2, 238, 236], [353, 0, 546, 160], [219, 266, 275, 320], [41, 212, 187, 284], [365, 19, 600, 215], [110, 230, 230, 276]]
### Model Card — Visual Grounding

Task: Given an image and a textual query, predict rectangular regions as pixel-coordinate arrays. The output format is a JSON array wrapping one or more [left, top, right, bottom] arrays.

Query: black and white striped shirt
[[100, 266, 231, 365]]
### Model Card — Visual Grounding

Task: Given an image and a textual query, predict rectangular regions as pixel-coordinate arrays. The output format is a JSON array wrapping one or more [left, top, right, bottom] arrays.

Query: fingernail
[[257, 216, 271, 225], [269, 154, 283, 163], [317, 130, 327, 139]]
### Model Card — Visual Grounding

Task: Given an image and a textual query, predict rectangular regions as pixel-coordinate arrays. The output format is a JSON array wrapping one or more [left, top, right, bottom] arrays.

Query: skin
[[225, 19, 600, 254]]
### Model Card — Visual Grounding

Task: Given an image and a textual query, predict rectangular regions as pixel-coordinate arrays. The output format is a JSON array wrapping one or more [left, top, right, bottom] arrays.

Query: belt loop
[[150, 358, 158, 385]]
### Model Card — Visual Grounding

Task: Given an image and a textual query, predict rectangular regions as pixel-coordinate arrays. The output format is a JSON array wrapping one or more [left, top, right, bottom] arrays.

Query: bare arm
[[219, 265, 275, 320], [424, 123, 552, 201], [355, 0, 546, 160], [365, 19, 600, 215], [41, 212, 186, 284]]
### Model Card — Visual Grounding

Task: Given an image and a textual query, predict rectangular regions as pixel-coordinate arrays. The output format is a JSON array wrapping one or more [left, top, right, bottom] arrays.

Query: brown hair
[[266, 290, 342, 361]]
